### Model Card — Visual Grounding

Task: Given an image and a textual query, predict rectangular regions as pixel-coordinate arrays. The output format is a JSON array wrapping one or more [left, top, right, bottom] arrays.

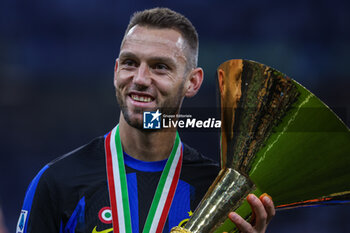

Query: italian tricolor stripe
[[143, 134, 182, 233], [105, 124, 183, 233], [106, 126, 132, 233], [105, 131, 119, 233]]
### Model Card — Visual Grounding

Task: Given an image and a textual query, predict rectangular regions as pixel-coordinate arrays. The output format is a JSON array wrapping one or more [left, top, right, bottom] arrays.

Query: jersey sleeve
[[16, 165, 61, 233]]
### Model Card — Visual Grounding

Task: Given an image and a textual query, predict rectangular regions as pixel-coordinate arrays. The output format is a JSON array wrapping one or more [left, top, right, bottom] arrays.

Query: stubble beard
[[115, 89, 143, 129], [115, 84, 185, 130]]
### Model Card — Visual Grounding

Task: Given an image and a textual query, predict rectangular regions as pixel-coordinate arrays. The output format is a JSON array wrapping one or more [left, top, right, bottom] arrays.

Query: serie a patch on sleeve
[[16, 210, 28, 233]]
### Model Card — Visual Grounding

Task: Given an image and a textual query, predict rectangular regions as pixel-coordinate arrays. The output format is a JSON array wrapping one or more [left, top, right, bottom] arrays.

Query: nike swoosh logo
[[92, 226, 113, 233]]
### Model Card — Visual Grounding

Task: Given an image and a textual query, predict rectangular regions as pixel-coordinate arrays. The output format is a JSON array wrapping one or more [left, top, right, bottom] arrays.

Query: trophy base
[[170, 226, 192, 233]]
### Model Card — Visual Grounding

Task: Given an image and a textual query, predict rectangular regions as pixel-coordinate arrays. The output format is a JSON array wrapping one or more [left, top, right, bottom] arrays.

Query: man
[[17, 8, 275, 233]]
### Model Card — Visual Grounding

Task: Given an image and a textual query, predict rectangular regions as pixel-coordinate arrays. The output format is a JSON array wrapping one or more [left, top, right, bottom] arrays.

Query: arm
[[227, 193, 275, 233], [16, 165, 60, 233]]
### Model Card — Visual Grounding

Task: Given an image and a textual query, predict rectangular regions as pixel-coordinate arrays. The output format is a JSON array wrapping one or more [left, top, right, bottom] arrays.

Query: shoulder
[[182, 142, 219, 168], [181, 142, 220, 180], [19, 136, 107, 232], [48, 136, 104, 170], [33, 136, 106, 196]]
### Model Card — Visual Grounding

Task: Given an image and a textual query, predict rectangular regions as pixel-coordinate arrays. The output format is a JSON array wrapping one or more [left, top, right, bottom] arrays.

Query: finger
[[246, 194, 267, 232], [228, 212, 254, 233], [250, 207, 256, 226], [259, 193, 275, 223]]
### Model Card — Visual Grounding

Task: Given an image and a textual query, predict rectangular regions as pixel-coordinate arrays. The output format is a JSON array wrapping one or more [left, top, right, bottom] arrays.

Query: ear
[[218, 69, 225, 95], [114, 58, 119, 88], [185, 67, 204, 98]]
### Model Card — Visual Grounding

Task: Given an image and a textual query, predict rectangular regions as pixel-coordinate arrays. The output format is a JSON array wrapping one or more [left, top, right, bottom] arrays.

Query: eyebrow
[[119, 52, 177, 68], [119, 52, 138, 61]]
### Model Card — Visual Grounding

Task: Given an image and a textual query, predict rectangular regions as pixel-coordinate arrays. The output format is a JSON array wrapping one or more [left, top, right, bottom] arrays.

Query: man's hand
[[227, 193, 275, 233]]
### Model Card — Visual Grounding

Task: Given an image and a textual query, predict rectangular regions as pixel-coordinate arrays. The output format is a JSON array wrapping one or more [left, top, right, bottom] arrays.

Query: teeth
[[131, 94, 152, 102]]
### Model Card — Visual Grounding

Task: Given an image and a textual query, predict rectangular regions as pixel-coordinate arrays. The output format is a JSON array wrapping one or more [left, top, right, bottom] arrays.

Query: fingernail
[[263, 196, 270, 204], [261, 193, 272, 203], [262, 193, 272, 199], [229, 212, 239, 221], [247, 194, 257, 202]]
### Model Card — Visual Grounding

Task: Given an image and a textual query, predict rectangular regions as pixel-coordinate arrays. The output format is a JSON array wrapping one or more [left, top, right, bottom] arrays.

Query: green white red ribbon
[[105, 125, 183, 233]]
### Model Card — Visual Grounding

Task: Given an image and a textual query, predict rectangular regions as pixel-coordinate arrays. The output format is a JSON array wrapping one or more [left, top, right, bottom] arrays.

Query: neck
[[118, 114, 177, 161]]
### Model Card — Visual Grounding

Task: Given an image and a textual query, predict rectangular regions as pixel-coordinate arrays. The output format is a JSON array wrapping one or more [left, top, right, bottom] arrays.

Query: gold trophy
[[171, 59, 350, 233]]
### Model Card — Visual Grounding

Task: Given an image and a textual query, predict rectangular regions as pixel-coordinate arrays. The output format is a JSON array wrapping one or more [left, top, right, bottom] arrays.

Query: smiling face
[[114, 25, 191, 129]]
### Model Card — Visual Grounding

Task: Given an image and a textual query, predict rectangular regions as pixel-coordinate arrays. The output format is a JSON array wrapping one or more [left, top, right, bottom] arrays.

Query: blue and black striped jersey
[[17, 136, 219, 233]]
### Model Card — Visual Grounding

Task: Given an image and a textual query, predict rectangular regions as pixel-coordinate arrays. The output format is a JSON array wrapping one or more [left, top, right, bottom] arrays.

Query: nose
[[133, 62, 151, 87]]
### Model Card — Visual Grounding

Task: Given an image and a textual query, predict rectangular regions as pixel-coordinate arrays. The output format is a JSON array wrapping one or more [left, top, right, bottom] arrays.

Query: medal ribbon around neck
[[105, 124, 183, 233]]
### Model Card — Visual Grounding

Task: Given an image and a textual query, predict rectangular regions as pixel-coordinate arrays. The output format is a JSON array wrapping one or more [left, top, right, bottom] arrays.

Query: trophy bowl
[[171, 59, 350, 233]]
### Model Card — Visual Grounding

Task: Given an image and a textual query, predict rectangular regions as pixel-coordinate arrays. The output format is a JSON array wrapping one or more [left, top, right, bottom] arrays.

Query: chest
[[64, 171, 199, 233]]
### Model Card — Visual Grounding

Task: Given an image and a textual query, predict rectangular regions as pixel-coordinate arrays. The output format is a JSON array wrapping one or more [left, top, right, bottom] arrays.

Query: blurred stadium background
[[1, 0, 350, 232]]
